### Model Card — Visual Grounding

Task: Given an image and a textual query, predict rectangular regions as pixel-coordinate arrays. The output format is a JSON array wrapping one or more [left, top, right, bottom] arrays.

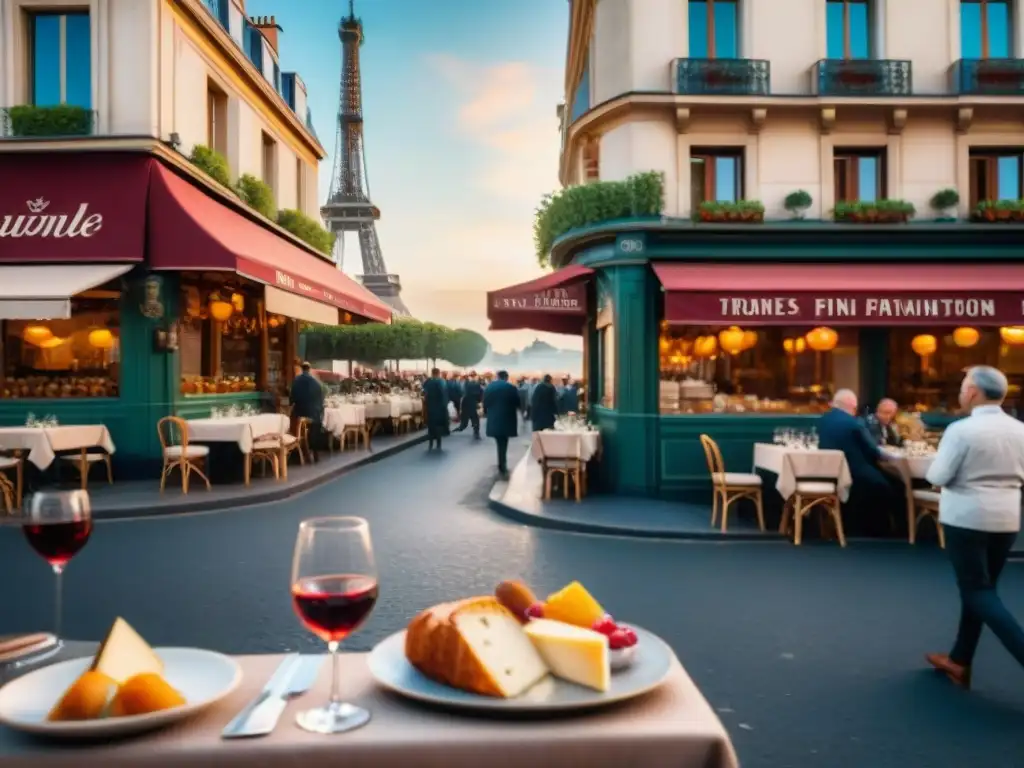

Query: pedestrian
[[456, 371, 483, 438], [530, 374, 559, 432], [422, 367, 449, 451], [289, 362, 324, 463], [925, 365, 1024, 689], [483, 370, 520, 477]]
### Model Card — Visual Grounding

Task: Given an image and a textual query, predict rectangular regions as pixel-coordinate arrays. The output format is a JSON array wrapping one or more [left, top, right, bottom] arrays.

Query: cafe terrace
[[0, 145, 392, 476], [488, 219, 1024, 501]]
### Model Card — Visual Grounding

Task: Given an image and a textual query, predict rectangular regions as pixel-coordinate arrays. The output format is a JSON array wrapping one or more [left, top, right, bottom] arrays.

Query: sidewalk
[[85, 430, 428, 519]]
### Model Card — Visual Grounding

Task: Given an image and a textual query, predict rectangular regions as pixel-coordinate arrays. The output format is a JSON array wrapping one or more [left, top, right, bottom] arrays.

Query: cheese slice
[[452, 608, 549, 697], [91, 617, 163, 684], [524, 619, 610, 693]]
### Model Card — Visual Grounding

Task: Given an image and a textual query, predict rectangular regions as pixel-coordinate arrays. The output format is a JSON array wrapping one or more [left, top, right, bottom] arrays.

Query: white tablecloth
[[186, 414, 289, 454], [323, 405, 366, 436], [753, 443, 853, 502], [0, 425, 116, 470], [531, 430, 602, 462], [881, 449, 936, 485]]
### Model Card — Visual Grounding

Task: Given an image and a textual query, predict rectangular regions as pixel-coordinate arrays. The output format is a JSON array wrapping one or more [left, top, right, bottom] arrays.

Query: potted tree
[[930, 188, 959, 221], [784, 190, 812, 219]]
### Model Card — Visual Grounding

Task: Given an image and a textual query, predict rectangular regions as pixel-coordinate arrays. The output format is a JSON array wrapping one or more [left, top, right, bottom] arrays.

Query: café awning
[[487, 265, 592, 335], [653, 263, 1024, 326], [0, 263, 134, 319], [146, 164, 392, 324]]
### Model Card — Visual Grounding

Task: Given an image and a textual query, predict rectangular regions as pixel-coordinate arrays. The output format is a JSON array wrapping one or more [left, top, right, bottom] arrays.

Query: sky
[[245, 0, 578, 355]]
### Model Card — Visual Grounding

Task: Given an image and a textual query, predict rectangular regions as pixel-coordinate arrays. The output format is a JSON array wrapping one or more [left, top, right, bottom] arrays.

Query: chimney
[[249, 15, 281, 55]]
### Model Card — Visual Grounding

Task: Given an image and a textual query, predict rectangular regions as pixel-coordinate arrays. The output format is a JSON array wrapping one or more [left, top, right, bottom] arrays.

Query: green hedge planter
[[833, 199, 915, 223], [695, 200, 765, 223], [277, 209, 335, 256], [4, 105, 94, 138], [971, 200, 1024, 222]]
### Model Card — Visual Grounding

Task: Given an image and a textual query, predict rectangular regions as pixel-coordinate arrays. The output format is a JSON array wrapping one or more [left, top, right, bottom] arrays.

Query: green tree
[[443, 329, 488, 368]]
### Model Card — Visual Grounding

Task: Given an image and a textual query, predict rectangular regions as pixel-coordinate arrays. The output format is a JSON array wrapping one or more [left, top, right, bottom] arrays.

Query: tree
[[443, 329, 488, 368]]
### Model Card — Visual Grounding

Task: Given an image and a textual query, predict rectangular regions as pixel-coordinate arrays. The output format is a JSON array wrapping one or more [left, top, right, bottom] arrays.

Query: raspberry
[[591, 615, 617, 636], [608, 629, 629, 650], [525, 602, 545, 619]]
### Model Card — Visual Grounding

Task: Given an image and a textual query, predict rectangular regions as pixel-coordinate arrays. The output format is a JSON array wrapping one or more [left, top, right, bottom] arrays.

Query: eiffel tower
[[321, 0, 408, 315]]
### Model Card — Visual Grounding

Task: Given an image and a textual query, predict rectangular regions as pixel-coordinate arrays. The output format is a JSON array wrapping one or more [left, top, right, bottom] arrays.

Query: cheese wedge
[[91, 618, 163, 684], [524, 619, 610, 693], [450, 604, 550, 697]]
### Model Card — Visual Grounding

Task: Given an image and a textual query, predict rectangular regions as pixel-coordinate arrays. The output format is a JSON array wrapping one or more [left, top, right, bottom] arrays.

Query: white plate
[[368, 625, 672, 713], [0, 647, 242, 739]]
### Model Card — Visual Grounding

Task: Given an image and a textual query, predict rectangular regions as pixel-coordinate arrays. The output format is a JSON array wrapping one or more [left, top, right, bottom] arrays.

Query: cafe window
[[960, 0, 1012, 59], [658, 323, 859, 415], [834, 149, 885, 202], [969, 149, 1023, 205], [688, 0, 739, 59], [600, 324, 615, 408], [207, 80, 228, 156], [583, 139, 600, 182], [261, 131, 277, 195], [826, 0, 872, 60], [29, 11, 92, 108], [1, 297, 120, 400], [691, 149, 743, 204]]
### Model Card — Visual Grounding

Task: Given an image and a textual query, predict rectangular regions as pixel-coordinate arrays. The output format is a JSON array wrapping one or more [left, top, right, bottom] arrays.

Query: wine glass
[[20, 490, 92, 661], [291, 517, 377, 734]]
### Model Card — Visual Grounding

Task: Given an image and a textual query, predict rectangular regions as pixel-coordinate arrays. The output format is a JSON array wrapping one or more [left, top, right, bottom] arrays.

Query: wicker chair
[[910, 488, 945, 548], [699, 434, 764, 532], [283, 417, 310, 466], [778, 452, 847, 547], [60, 448, 113, 490], [157, 416, 210, 494]]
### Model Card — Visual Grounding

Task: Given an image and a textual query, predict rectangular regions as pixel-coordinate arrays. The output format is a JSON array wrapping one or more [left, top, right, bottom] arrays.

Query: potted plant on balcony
[[5, 104, 93, 138], [696, 200, 765, 223], [833, 200, 915, 223], [972, 200, 1024, 222], [929, 188, 959, 221], [784, 190, 812, 219]]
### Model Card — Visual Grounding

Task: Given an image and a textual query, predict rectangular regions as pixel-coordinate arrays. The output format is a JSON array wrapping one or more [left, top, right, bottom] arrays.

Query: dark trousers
[[459, 404, 480, 435], [945, 524, 1024, 668], [494, 436, 509, 472]]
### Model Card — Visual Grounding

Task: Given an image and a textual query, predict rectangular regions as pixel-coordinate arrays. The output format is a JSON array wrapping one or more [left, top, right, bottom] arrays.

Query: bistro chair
[[339, 422, 367, 451], [536, 432, 585, 502], [60, 448, 113, 490], [248, 429, 283, 483], [283, 417, 310, 465], [910, 488, 945, 548], [0, 455, 22, 514], [156, 416, 210, 495], [699, 434, 764, 532], [778, 451, 847, 547]]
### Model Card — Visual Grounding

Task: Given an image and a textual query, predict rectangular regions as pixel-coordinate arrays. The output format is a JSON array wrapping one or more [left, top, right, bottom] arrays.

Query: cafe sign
[[0, 198, 103, 239], [490, 286, 586, 314], [665, 293, 1024, 326]]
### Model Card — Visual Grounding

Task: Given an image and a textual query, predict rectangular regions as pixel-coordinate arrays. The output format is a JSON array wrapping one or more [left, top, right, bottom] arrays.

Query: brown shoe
[[925, 653, 971, 689]]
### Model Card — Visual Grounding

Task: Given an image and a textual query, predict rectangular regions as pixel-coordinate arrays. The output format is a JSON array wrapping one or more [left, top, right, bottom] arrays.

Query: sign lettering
[[491, 286, 585, 314], [0, 198, 103, 239], [619, 238, 644, 253]]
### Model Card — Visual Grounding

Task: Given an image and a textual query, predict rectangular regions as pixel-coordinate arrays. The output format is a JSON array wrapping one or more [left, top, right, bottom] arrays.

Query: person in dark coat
[[818, 389, 904, 536], [483, 370, 520, 476], [422, 368, 450, 451], [862, 398, 904, 447], [530, 374, 559, 432], [290, 362, 325, 462], [456, 372, 483, 438], [445, 374, 463, 420], [558, 377, 579, 415]]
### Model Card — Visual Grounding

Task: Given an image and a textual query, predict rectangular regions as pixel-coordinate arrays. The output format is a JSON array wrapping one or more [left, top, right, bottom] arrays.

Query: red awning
[[0, 153, 151, 264], [654, 262, 1024, 326], [487, 265, 592, 335], [147, 164, 392, 323]]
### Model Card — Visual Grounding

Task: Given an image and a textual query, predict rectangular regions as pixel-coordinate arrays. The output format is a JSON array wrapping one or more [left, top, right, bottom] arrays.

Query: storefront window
[[658, 323, 858, 414], [1, 298, 120, 399], [600, 324, 615, 408]]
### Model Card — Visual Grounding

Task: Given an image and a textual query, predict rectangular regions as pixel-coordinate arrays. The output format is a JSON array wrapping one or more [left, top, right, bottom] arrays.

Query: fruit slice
[[543, 581, 605, 628], [48, 670, 118, 721], [108, 673, 186, 717]]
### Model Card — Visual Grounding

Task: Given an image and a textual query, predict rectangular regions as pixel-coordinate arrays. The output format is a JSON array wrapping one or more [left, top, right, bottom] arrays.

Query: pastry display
[[48, 618, 184, 721], [180, 375, 257, 395], [2, 376, 116, 399]]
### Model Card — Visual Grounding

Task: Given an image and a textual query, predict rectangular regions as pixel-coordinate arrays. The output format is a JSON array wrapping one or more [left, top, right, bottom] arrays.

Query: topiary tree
[[189, 144, 232, 189], [443, 329, 488, 368], [235, 174, 276, 220], [277, 209, 336, 256]]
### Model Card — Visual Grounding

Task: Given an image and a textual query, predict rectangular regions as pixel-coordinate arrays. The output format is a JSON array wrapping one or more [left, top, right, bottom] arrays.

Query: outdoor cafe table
[[530, 430, 602, 462], [0, 425, 114, 471], [0, 649, 738, 768], [185, 414, 290, 483], [752, 443, 853, 501]]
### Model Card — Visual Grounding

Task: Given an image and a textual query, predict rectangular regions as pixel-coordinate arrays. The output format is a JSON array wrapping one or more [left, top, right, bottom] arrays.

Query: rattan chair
[[283, 417, 310, 465], [699, 434, 764, 532], [0, 456, 21, 513], [910, 488, 945, 548], [778, 452, 847, 547], [536, 433, 585, 502], [249, 429, 283, 482], [157, 416, 210, 494], [60, 448, 113, 490]]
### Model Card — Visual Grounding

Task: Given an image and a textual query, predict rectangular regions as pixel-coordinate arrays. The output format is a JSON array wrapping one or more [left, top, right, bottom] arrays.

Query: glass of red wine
[[20, 490, 92, 661], [290, 516, 377, 734]]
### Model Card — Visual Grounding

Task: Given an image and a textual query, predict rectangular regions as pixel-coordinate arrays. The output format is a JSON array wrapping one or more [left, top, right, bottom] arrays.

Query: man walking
[[456, 372, 483, 438], [422, 368, 450, 451], [483, 370, 520, 477], [925, 366, 1024, 688]]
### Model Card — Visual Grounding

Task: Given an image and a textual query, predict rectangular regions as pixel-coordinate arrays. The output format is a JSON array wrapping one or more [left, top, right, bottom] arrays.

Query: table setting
[[753, 431, 852, 502], [531, 414, 602, 463], [0, 418, 115, 472], [0, 507, 738, 767]]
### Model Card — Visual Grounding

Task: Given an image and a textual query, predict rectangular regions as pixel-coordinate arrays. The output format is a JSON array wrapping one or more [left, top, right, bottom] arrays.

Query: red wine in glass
[[292, 574, 378, 643], [23, 519, 93, 567]]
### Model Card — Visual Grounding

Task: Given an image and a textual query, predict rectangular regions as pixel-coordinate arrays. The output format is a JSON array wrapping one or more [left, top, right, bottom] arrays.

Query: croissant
[[404, 597, 548, 698]]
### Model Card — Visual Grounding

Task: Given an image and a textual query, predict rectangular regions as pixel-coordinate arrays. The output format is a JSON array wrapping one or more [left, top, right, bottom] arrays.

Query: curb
[[94, 433, 429, 520]]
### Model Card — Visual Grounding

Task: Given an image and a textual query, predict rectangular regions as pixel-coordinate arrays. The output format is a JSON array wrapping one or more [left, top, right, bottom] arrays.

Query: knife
[[222, 655, 324, 739], [222, 653, 299, 739]]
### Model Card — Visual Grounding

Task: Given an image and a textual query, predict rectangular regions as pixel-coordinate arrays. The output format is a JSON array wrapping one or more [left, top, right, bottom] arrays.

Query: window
[[261, 132, 277, 194], [834, 149, 885, 202], [245, 23, 263, 71], [600, 325, 615, 408], [691, 149, 743, 203], [282, 73, 295, 109], [826, 0, 872, 59], [273, 61, 281, 93], [206, 80, 228, 156], [969, 150, 1023, 205], [960, 0, 1012, 59], [582, 139, 599, 182], [296, 158, 305, 211], [688, 0, 738, 59], [29, 12, 91, 107], [570, 54, 591, 122]]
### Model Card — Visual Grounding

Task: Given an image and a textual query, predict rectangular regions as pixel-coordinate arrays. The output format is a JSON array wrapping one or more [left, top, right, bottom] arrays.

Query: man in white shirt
[[925, 366, 1024, 689]]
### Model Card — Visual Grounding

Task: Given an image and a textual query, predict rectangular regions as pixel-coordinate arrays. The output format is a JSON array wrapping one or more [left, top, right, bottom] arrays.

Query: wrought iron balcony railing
[[812, 59, 912, 96], [673, 58, 770, 96], [1, 106, 97, 139], [951, 58, 1024, 95]]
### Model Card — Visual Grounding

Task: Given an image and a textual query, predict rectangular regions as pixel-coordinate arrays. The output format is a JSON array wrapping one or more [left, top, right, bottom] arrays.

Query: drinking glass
[[291, 517, 378, 734], [21, 490, 92, 659]]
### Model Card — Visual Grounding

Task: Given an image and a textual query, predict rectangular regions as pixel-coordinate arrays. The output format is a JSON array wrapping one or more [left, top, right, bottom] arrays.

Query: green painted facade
[[569, 220, 1024, 501]]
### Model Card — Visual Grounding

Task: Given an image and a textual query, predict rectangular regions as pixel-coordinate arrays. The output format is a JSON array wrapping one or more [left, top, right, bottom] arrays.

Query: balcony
[[812, 59, 912, 96], [673, 58, 770, 96], [951, 59, 1024, 95], [1, 106, 96, 139]]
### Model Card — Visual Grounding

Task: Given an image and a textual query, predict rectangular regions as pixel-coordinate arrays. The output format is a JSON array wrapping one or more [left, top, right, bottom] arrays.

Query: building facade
[[491, 0, 1024, 501], [0, 0, 391, 475]]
